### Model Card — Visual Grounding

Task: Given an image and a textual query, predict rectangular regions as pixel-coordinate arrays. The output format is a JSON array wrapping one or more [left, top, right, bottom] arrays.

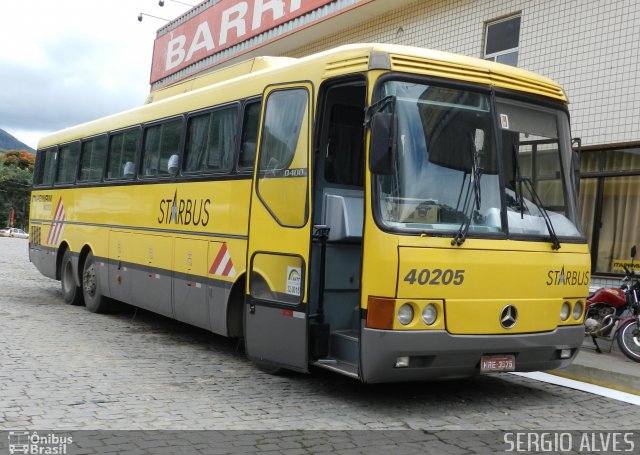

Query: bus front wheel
[[61, 249, 83, 305], [82, 251, 112, 313]]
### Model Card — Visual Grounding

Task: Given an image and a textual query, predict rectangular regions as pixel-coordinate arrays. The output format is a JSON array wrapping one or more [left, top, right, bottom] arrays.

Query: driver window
[[257, 88, 309, 227]]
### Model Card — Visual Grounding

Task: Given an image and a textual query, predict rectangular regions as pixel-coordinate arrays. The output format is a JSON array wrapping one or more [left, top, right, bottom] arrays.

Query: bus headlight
[[422, 304, 437, 325], [560, 301, 571, 321], [573, 301, 583, 320], [397, 303, 414, 326]]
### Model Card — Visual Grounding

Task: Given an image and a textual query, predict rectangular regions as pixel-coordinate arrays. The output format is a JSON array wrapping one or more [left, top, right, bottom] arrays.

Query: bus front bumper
[[360, 324, 584, 383]]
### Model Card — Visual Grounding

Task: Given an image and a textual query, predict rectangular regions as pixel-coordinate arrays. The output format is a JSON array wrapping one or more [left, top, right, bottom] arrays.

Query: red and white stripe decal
[[47, 198, 65, 245], [209, 243, 236, 278]]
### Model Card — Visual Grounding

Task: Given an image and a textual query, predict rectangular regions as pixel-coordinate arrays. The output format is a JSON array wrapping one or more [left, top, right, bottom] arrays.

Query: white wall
[[287, 0, 639, 148]]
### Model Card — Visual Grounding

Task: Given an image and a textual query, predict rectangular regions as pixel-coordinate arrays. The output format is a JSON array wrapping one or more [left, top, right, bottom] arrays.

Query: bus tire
[[61, 249, 83, 305], [82, 251, 112, 313]]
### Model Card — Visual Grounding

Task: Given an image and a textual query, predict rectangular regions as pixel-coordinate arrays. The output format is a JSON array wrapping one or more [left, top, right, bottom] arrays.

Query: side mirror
[[631, 245, 636, 259], [368, 111, 396, 175]]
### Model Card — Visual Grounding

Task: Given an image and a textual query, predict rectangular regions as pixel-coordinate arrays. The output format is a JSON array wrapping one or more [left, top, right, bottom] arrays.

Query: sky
[[0, 0, 194, 149]]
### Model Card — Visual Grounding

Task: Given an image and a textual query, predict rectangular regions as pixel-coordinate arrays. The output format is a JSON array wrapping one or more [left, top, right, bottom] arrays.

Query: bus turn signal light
[[367, 297, 396, 329]]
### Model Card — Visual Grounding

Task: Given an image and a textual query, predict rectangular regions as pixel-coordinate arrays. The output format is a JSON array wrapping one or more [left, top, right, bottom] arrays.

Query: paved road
[[0, 237, 638, 442]]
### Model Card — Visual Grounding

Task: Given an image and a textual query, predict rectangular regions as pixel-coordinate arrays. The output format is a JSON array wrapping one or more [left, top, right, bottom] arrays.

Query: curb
[[546, 341, 640, 397], [547, 369, 640, 397]]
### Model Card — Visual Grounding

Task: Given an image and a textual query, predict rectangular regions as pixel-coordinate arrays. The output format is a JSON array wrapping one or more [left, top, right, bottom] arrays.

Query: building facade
[[156, 0, 640, 284]]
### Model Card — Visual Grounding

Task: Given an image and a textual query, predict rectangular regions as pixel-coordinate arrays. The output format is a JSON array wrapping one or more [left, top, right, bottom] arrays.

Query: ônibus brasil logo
[[8, 431, 72, 455]]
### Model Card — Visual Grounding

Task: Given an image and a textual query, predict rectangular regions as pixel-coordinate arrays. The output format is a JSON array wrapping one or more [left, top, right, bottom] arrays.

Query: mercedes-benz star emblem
[[500, 305, 518, 329]]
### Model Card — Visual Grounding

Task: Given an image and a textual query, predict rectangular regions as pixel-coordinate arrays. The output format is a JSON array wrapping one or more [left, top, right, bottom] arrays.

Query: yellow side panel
[[30, 180, 251, 283], [174, 237, 208, 276], [252, 253, 304, 297], [257, 177, 307, 227], [115, 232, 173, 271], [247, 200, 311, 299], [208, 238, 246, 283], [360, 220, 399, 305]]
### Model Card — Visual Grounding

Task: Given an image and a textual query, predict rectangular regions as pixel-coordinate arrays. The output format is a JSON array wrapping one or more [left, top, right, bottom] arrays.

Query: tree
[[2, 149, 35, 171], [0, 150, 34, 228]]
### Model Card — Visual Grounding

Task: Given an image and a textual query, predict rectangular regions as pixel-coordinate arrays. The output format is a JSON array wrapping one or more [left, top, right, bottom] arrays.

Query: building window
[[484, 15, 521, 66], [579, 148, 640, 274]]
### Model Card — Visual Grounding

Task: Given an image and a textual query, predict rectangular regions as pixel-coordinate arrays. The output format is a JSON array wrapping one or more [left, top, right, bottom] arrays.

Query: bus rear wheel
[[82, 251, 112, 313], [61, 249, 83, 305]]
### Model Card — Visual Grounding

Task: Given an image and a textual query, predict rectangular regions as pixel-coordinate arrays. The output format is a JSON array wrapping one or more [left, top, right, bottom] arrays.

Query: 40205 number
[[403, 268, 465, 286]]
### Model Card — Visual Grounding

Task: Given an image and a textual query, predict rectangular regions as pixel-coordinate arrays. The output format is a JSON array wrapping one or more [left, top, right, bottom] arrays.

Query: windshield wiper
[[511, 144, 560, 250], [452, 132, 483, 247], [519, 177, 561, 250], [512, 144, 526, 218]]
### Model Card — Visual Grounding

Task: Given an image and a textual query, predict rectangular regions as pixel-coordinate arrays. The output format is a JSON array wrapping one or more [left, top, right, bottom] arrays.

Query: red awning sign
[[151, 0, 334, 84]]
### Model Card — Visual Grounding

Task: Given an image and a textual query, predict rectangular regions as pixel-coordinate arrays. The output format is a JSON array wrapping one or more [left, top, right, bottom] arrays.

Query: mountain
[[0, 129, 35, 153]]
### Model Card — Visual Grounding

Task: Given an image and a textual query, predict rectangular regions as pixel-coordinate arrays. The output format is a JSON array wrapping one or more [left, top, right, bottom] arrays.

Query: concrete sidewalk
[[549, 337, 640, 396]]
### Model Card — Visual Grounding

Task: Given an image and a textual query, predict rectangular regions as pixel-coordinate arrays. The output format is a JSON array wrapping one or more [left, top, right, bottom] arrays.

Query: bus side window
[[324, 103, 365, 186], [107, 128, 139, 180], [184, 106, 237, 173], [142, 118, 182, 177], [79, 135, 107, 182], [55, 142, 80, 184], [238, 100, 261, 169], [256, 88, 309, 227]]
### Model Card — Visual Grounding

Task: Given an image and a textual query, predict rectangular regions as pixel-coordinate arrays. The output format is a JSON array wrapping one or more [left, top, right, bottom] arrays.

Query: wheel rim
[[629, 328, 640, 348], [621, 323, 640, 358], [83, 262, 97, 298]]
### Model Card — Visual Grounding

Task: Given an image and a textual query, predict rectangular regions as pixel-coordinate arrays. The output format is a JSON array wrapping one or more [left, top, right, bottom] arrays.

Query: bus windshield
[[374, 80, 583, 241]]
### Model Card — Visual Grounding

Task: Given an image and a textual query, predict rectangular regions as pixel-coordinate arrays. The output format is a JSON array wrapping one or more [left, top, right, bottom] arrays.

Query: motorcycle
[[584, 246, 640, 362]]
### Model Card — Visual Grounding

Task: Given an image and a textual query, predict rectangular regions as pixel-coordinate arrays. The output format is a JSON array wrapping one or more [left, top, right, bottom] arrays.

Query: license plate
[[480, 355, 515, 373]]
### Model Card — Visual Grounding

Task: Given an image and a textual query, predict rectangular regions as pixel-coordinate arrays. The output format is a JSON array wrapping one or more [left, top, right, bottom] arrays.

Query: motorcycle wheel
[[616, 319, 640, 363]]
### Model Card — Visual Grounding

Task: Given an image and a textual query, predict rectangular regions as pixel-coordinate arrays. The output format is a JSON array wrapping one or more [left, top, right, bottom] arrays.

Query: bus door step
[[329, 329, 359, 364], [313, 358, 359, 379]]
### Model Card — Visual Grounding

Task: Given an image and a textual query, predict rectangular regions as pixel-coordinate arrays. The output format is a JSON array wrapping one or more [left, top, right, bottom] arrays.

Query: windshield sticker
[[500, 114, 510, 129], [286, 266, 302, 296]]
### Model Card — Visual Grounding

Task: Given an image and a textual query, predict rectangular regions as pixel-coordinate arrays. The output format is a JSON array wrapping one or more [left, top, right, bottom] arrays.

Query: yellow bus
[[29, 44, 590, 382]]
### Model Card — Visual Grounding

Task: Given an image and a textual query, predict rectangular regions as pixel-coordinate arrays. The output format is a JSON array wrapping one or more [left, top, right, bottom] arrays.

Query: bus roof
[[38, 43, 566, 149]]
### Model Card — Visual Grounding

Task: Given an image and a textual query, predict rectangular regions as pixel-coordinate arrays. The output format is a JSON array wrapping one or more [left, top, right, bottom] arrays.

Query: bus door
[[245, 83, 313, 372]]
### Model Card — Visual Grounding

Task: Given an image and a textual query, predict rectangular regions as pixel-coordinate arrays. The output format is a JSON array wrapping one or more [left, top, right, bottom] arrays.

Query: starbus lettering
[[31, 194, 53, 203], [158, 190, 210, 227], [546, 266, 590, 286]]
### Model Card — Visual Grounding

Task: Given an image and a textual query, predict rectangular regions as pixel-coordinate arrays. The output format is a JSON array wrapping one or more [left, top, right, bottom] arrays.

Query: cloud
[[0, 0, 191, 147], [0, 34, 148, 133]]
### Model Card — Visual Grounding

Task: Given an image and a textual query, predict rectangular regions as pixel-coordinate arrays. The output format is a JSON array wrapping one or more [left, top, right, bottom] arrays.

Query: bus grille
[[324, 56, 370, 78], [30, 226, 41, 245], [389, 54, 566, 101]]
